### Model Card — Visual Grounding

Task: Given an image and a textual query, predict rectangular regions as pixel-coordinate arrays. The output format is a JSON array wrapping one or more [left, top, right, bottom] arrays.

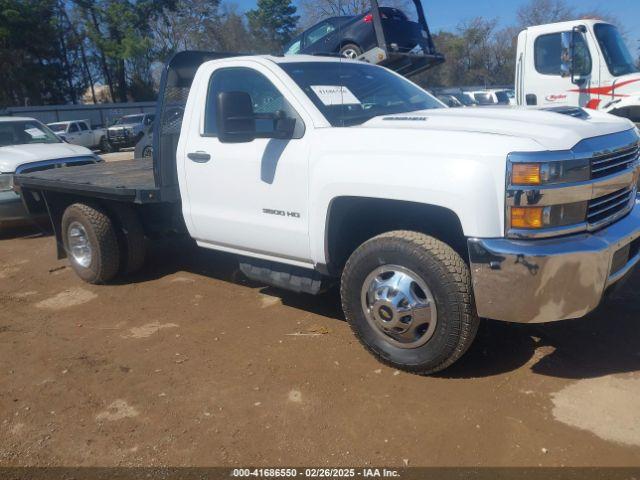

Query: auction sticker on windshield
[[25, 128, 47, 138], [310, 85, 360, 106]]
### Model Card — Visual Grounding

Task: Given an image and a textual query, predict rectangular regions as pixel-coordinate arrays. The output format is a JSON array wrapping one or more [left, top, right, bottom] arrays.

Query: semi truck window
[[204, 67, 304, 138], [535, 32, 591, 77]]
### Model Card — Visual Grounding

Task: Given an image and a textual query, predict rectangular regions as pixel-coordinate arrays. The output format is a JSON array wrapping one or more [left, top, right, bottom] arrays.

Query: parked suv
[[285, 8, 429, 59], [107, 113, 155, 151]]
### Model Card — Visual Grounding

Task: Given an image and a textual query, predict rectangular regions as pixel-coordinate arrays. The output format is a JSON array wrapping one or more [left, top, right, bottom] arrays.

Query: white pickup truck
[[47, 120, 110, 152], [14, 52, 640, 374], [0, 116, 102, 227]]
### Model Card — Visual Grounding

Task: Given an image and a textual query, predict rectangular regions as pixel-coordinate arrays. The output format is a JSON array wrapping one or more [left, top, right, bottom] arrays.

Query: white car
[[15, 54, 640, 374], [47, 120, 110, 152], [0, 117, 101, 226]]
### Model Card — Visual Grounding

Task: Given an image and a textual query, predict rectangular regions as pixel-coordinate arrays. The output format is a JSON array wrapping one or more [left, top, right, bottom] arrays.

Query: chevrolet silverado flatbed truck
[[14, 52, 640, 374]]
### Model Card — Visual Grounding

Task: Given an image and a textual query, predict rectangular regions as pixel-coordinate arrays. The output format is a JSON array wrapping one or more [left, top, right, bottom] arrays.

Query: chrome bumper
[[468, 200, 640, 323]]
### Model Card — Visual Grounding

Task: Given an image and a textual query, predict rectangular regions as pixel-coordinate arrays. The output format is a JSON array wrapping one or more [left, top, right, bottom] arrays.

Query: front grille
[[16, 157, 98, 175], [591, 144, 639, 179], [108, 129, 127, 140], [587, 187, 634, 226]]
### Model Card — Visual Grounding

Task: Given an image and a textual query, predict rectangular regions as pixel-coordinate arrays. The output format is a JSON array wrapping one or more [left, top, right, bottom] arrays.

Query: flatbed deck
[[15, 159, 177, 203]]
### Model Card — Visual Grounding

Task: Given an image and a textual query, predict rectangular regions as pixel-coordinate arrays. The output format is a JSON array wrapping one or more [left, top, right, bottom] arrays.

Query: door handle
[[187, 151, 211, 163]]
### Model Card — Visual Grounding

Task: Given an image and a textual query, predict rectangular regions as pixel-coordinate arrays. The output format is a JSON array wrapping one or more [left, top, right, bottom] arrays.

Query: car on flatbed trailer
[[14, 51, 640, 374]]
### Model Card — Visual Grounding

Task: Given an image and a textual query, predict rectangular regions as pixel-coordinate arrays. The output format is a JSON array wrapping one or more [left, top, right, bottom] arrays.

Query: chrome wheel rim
[[361, 265, 437, 349], [68, 221, 92, 268], [342, 48, 360, 59]]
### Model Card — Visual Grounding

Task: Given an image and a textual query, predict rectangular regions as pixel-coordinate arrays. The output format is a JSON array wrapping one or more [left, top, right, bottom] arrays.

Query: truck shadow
[[442, 269, 640, 380], [132, 241, 640, 380]]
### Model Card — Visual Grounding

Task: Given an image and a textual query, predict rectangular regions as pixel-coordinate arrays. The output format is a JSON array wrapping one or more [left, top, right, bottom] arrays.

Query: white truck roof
[[0, 116, 37, 123], [522, 18, 609, 33]]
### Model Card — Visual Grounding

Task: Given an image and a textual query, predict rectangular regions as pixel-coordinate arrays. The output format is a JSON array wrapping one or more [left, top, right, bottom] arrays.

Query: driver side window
[[535, 32, 592, 77], [204, 67, 303, 138]]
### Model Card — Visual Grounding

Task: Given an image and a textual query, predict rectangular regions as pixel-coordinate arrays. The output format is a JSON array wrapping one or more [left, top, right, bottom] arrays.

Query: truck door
[[66, 122, 81, 144], [522, 27, 596, 108], [180, 64, 312, 264], [77, 121, 93, 147]]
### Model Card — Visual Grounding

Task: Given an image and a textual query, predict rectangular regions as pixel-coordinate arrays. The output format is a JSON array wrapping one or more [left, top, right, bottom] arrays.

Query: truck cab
[[516, 19, 640, 125]]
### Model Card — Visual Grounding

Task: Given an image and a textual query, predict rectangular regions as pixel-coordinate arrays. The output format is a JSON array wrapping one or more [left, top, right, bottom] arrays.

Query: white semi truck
[[516, 19, 639, 125], [13, 52, 640, 374]]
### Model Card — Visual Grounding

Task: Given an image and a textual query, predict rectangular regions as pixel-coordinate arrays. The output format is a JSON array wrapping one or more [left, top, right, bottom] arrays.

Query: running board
[[239, 259, 324, 295]]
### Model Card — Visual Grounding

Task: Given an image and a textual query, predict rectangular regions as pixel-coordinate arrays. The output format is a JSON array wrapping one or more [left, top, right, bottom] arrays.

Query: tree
[[246, 0, 299, 53], [516, 0, 575, 27], [0, 0, 70, 107]]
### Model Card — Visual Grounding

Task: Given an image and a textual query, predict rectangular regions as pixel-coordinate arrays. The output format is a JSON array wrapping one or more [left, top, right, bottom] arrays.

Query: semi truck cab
[[516, 19, 640, 125]]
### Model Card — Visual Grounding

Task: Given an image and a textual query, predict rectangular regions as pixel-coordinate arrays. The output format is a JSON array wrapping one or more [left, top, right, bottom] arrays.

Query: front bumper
[[0, 190, 29, 223], [468, 200, 640, 323]]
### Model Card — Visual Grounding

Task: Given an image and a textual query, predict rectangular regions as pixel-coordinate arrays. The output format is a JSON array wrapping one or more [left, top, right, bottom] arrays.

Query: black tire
[[61, 203, 121, 284], [339, 43, 363, 59], [112, 205, 146, 275], [99, 137, 113, 153], [340, 230, 479, 375], [142, 145, 153, 158]]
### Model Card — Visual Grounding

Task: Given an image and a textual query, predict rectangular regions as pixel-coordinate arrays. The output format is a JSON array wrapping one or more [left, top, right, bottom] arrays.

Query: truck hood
[[361, 107, 635, 151], [0, 143, 94, 173]]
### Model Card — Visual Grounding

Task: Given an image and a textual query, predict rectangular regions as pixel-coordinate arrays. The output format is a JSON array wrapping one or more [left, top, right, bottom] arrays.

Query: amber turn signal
[[512, 163, 541, 185], [511, 207, 544, 229]]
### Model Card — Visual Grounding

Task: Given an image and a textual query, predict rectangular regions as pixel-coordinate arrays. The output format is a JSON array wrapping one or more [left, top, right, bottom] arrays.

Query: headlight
[[0, 173, 14, 192], [509, 158, 590, 186], [509, 202, 588, 230]]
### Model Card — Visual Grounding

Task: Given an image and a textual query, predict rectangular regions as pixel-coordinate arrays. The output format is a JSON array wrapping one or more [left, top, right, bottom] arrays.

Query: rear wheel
[[62, 203, 120, 284], [340, 231, 479, 374], [142, 145, 153, 158], [339, 43, 362, 59]]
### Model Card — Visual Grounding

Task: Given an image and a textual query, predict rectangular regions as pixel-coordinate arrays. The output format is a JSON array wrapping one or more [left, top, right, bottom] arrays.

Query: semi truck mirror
[[560, 31, 572, 79], [216, 91, 256, 143]]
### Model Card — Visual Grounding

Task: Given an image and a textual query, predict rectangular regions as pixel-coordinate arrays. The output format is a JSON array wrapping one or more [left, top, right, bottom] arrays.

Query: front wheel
[[340, 231, 479, 375], [99, 137, 113, 153]]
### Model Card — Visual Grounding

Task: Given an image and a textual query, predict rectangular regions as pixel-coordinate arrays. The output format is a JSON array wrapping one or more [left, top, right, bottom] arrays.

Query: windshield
[[473, 93, 496, 105], [451, 93, 476, 106], [0, 120, 61, 147], [594, 24, 639, 77], [280, 62, 443, 126], [116, 115, 144, 125], [48, 123, 68, 133]]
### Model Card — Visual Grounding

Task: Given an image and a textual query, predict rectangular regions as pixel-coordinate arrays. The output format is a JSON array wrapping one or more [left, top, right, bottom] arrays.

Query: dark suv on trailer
[[285, 7, 429, 59]]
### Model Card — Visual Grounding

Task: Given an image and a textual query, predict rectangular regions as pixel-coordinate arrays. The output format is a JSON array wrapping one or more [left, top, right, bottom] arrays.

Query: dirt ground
[[1, 224, 640, 468]]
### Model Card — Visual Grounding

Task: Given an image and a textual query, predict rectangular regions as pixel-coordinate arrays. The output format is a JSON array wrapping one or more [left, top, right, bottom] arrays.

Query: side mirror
[[217, 91, 256, 143], [561, 28, 587, 86], [560, 31, 573, 79]]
